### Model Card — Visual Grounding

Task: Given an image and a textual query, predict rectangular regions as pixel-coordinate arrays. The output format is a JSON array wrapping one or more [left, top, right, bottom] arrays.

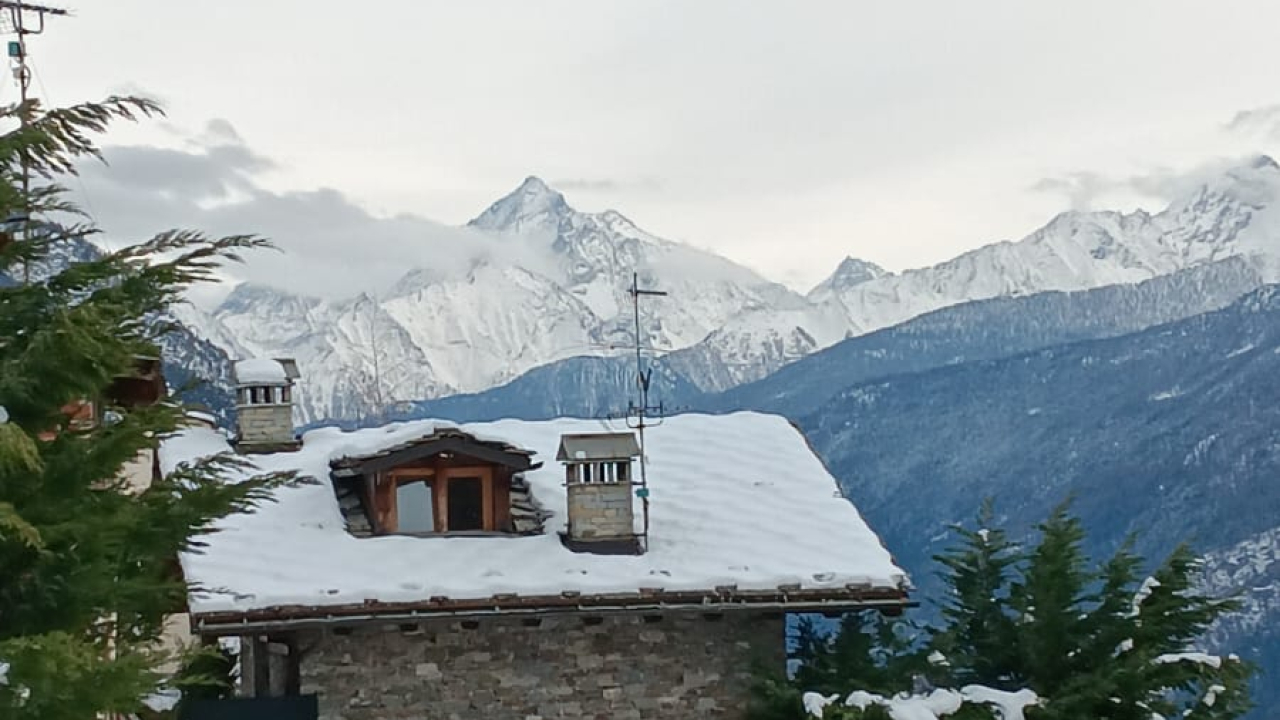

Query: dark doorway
[[448, 476, 484, 531], [181, 696, 318, 720]]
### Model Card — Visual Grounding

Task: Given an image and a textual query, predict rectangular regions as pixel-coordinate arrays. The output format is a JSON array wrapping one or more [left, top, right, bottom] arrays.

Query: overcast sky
[[18, 1, 1280, 297]]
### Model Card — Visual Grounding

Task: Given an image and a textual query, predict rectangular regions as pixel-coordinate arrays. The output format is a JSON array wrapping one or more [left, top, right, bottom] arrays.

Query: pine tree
[[928, 498, 1021, 689], [757, 500, 1255, 720], [749, 613, 920, 720], [1009, 501, 1090, 696], [0, 97, 289, 718]]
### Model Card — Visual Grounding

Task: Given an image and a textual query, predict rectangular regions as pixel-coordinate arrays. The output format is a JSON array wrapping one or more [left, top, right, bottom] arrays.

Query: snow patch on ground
[[803, 686, 1038, 720]]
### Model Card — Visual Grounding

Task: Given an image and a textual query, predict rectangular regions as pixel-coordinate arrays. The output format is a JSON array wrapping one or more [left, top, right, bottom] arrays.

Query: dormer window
[[328, 429, 543, 538], [395, 480, 436, 533]]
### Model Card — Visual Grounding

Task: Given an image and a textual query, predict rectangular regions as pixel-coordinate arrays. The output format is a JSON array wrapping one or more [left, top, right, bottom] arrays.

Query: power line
[[29, 59, 101, 230]]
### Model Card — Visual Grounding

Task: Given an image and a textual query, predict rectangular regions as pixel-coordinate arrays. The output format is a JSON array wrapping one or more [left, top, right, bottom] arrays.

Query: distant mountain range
[[416, 258, 1262, 423], [177, 156, 1280, 423], [800, 286, 1280, 717]]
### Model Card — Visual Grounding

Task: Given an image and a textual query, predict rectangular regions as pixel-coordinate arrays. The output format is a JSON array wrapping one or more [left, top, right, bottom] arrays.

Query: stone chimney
[[556, 432, 642, 554], [232, 358, 301, 453]]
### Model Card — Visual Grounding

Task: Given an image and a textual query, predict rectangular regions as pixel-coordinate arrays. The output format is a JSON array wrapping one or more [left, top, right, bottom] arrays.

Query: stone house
[[164, 359, 910, 720]]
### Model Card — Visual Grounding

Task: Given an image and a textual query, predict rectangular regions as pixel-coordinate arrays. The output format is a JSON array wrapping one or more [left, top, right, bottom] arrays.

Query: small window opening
[[396, 480, 435, 533]]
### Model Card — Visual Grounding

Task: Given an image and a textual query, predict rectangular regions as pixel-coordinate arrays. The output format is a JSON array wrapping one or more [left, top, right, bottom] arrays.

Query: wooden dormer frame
[[376, 465, 497, 534], [333, 429, 536, 537]]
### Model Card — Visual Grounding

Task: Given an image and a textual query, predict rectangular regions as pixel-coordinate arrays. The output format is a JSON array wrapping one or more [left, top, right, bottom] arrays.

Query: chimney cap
[[233, 358, 296, 386], [556, 432, 640, 462]]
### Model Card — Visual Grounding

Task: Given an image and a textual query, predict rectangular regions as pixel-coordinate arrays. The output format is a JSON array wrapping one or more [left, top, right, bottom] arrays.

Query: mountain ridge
[[183, 156, 1280, 421]]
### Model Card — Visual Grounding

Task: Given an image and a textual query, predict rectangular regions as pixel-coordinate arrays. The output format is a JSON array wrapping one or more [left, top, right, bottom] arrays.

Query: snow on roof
[[160, 412, 908, 618], [556, 432, 641, 461], [232, 358, 289, 385]]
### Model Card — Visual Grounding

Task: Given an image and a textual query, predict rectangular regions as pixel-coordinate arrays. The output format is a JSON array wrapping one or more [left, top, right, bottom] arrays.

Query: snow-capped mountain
[[184, 156, 1280, 421], [690, 156, 1280, 389], [198, 177, 802, 422], [807, 256, 888, 299]]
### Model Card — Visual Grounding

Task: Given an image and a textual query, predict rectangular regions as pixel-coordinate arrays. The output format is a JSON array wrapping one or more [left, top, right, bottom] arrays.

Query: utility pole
[[625, 271, 667, 553], [1, 1, 67, 282]]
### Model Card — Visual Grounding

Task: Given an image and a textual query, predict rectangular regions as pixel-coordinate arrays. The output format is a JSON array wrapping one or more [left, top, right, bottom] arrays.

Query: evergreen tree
[[928, 498, 1021, 688], [0, 97, 289, 718], [751, 501, 1254, 719], [1009, 502, 1090, 695], [749, 612, 923, 720]]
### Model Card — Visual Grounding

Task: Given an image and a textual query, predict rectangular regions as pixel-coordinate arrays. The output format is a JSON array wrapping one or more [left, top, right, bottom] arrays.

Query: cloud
[[72, 128, 552, 303], [201, 118, 242, 144], [1027, 156, 1275, 211], [1226, 104, 1280, 140], [550, 176, 662, 193], [1028, 167, 1185, 210]]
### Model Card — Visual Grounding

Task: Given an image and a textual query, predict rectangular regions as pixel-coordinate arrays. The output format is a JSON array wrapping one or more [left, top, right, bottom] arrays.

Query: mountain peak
[[1248, 154, 1278, 171], [468, 175, 570, 232], [809, 256, 889, 297], [1166, 154, 1280, 215]]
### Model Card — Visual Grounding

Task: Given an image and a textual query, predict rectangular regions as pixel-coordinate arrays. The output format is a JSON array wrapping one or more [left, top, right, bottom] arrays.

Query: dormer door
[[447, 476, 485, 531]]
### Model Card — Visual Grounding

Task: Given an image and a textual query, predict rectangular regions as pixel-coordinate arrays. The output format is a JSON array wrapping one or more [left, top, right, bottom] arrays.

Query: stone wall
[[566, 482, 634, 540], [237, 403, 295, 445], [295, 611, 784, 720]]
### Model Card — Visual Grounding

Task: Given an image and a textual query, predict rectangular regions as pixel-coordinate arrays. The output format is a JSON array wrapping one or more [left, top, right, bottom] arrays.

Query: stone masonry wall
[[567, 483, 634, 540], [297, 611, 784, 720], [238, 404, 294, 444]]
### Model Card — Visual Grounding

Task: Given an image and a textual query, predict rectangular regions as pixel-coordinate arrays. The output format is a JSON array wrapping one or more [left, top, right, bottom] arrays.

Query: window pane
[[396, 481, 435, 533]]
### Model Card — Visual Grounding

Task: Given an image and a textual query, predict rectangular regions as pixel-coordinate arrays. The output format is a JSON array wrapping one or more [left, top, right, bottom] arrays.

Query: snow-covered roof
[[232, 358, 290, 385], [160, 412, 908, 626]]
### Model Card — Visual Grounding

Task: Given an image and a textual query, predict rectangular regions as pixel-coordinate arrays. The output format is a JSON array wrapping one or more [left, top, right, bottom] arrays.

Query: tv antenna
[[0, 1, 68, 283], [624, 271, 667, 552]]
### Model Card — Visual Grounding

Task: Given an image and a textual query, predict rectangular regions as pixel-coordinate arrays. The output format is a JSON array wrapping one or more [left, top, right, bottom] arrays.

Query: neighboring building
[[162, 361, 910, 720], [40, 356, 196, 676]]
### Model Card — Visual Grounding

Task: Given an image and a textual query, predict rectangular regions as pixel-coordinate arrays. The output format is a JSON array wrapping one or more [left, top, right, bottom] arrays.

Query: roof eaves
[[190, 585, 912, 635]]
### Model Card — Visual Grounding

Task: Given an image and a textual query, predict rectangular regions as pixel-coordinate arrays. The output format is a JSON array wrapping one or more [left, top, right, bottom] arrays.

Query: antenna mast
[[1, 1, 67, 283], [625, 271, 667, 553]]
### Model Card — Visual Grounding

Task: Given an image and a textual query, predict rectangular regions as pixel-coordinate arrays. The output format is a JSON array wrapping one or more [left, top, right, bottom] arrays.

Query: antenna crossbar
[[0, 2, 66, 16]]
